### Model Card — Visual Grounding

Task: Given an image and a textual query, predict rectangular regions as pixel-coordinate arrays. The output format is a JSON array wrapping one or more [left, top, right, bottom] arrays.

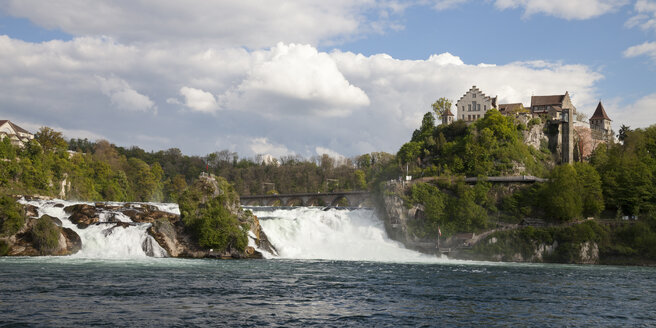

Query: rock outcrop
[[3, 214, 82, 256], [147, 173, 277, 259]]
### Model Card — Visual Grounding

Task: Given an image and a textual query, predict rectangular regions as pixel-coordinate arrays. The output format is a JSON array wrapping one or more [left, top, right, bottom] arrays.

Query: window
[[477, 104, 481, 111], [472, 93, 476, 98], [468, 115, 471, 120], [468, 104, 471, 111], [484, 105, 487, 111], [472, 101, 477, 111], [462, 115, 465, 120]]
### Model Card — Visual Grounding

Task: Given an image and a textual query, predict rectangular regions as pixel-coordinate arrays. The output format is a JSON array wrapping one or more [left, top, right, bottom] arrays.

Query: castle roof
[[443, 108, 454, 116], [531, 94, 565, 107], [590, 101, 611, 121], [498, 103, 524, 113]]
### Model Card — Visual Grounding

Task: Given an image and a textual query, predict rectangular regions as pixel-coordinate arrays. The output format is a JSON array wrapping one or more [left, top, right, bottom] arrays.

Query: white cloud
[[178, 87, 218, 113], [97, 76, 156, 113], [429, 0, 628, 19], [626, 0, 656, 31], [315, 146, 347, 164], [331, 51, 603, 135], [610, 93, 656, 130], [0, 34, 608, 157], [249, 138, 294, 158], [494, 0, 628, 19], [1, 0, 403, 48], [431, 0, 470, 10], [219, 43, 369, 117], [623, 41, 656, 61]]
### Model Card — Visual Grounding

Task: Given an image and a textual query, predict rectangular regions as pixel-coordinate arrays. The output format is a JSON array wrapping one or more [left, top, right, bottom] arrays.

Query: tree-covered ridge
[[384, 100, 656, 241], [397, 109, 551, 178], [590, 125, 656, 216], [0, 126, 387, 203]]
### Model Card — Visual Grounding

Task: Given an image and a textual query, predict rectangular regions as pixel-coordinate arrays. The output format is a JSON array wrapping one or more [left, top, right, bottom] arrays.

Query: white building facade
[[0, 120, 34, 147], [455, 86, 497, 123]]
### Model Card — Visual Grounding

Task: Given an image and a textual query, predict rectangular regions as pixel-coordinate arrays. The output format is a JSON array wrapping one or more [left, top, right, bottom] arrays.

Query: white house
[[455, 86, 497, 123], [0, 120, 34, 147]]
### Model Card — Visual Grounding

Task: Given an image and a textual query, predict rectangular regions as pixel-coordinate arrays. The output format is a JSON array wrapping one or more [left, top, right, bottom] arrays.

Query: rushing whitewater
[[18, 199, 171, 259], [250, 207, 443, 263]]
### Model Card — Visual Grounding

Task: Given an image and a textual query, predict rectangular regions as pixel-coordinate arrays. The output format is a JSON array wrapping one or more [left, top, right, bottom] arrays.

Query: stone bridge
[[240, 191, 371, 207]]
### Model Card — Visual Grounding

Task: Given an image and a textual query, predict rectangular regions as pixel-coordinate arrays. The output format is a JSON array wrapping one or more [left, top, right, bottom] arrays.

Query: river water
[[1, 204, 655, 326]]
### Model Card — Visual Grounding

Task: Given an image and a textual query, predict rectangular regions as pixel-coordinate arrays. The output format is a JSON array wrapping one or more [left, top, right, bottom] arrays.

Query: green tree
[[541, 165, 583, 222], [573, 162, 604, 217], [35, 127, 68, 152], [397, 141, 423, 165], [431, 97, 453, 118], [0, 195, 24, 236]]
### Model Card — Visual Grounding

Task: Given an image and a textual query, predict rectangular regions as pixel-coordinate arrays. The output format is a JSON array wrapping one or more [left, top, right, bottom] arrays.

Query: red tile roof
[[590, 101, 611, 121]]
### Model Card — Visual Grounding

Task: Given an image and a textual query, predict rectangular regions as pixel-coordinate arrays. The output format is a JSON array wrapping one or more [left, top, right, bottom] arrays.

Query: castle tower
[[441, 108, 454, 125], [589, 101, 612, 141], [562, 108, 573, 164]]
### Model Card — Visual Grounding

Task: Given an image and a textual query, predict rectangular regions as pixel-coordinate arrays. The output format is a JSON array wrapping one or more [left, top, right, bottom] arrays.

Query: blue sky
[[0, 1, 655, 158]]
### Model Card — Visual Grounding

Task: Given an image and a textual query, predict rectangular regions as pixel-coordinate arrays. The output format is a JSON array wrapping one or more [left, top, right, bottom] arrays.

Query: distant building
[[455, 86, 497, 123], [589, 101, 612, 141], [497, 103, 525, 115], [530, 92, 576, 120], [0, 120, 34, 148], [441, 108, 454, 125]]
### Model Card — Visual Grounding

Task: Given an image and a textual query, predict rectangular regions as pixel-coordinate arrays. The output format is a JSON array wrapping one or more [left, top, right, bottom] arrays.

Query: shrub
[[0, 240, 9, 256], [0, 195, 24, 236], [31, 217, 61, 254], [178, 177, 248, 252]]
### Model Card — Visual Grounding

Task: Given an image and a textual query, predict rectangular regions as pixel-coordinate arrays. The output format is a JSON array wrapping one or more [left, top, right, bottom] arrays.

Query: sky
[[0, 0, 655, 159]]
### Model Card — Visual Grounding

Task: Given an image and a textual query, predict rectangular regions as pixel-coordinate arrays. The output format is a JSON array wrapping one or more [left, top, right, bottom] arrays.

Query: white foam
[[18, 198, 169, 259], [252, 207, 446, 263]]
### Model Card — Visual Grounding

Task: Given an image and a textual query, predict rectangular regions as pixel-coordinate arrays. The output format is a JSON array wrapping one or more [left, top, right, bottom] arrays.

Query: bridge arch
[[331, 196, 350, 207], [285, 198, 304, 206], [306, 197, 326, 207], [243, 199, 262, 206], [266, 198, 282, 207]]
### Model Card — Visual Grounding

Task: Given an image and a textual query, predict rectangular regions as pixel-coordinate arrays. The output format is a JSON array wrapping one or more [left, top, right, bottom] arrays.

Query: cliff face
[[375, 180, 442, 254], [374, 180, 601, 265]]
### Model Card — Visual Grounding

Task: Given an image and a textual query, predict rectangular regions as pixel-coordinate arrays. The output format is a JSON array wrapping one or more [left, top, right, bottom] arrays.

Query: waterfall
[[19, 199, 170, 259], [250, 207, 443, 263]]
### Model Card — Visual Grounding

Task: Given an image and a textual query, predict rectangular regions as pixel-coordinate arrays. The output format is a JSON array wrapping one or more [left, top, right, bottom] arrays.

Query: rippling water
[[1, 258, 654, 327]]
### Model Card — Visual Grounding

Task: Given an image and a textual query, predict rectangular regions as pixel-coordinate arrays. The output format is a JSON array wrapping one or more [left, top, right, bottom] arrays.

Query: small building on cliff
[[530, 92, 577, 120], [441, 108, 454, 125], [455, 86, 497, 123], [589, 101, 612, 142], [0, 120, 34, 148]]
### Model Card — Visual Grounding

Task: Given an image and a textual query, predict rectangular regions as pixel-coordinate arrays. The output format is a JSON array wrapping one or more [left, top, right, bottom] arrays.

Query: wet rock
[[244, 246, 263, 259], [69, 212, 99, 229], [24, 204, 39, 218], [61, 228, 81, 254], [148, 219, 184, 257], [64, 204, 99, 228]]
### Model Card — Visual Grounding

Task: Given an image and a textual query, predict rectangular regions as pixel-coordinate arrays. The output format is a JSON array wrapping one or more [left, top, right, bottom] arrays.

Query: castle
[[443, 86, 613, 163]]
